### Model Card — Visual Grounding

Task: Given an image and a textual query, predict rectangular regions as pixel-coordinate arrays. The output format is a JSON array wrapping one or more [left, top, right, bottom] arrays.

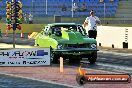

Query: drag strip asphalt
[[62, 50, 132, 75], [0, 72, 79, 88], [84, 50, 132, 75]]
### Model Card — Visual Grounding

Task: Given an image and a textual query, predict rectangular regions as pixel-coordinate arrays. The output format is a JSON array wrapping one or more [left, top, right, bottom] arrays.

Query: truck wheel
[[88, 52, 97, 64]]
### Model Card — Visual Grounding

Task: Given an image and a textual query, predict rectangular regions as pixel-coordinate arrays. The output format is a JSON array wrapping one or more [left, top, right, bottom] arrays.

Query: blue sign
[[37, 50, 48, 56]]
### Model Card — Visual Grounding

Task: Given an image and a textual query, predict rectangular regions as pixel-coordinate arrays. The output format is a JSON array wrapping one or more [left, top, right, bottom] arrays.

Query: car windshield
[[51, 25, 86, 35], [77, 25, 87, 35], [52, 25, 77, 31]]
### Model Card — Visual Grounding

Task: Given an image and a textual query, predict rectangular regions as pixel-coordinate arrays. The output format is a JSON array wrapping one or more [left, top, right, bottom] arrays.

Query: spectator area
[[0, 0, 119, 17]]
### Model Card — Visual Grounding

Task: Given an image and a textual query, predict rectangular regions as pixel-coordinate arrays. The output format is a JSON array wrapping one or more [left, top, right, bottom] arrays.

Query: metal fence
[[0, 16, 132, 24]]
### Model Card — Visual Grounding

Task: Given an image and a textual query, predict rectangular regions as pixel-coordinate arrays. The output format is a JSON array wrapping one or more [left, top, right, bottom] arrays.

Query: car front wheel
[[88, 52, 97, 64], [51, 53, 60, 64]]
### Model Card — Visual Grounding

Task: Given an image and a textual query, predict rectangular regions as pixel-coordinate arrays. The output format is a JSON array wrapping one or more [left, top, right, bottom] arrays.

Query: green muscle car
[[35, 23, 98, 64]]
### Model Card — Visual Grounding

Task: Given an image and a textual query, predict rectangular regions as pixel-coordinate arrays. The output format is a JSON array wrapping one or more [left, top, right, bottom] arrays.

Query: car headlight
[[57, 44, 63, 49], [91, 44, 97, 49]]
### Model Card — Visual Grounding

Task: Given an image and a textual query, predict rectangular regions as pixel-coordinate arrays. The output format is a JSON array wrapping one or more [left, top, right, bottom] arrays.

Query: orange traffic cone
[[20, 32, 24, 38]]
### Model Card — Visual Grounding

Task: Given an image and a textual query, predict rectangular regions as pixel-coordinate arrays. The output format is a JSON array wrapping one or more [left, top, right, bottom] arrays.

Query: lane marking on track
[[0, 72, 80, 88], [98, 50, 132, 56], [80, 61, 132, 74], [97, 62, 132, 71], [98, 63, 132, 75], [98, 57, 107, 60], [60, 64, 119, 74], [63, 61, 132, 75]]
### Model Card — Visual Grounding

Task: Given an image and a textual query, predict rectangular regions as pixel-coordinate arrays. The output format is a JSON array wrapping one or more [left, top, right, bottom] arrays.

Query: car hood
[[52, 30, 96, 44]]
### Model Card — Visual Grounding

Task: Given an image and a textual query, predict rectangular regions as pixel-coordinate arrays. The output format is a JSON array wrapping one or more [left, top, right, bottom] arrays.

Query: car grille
[[65, 44, 89, 48]]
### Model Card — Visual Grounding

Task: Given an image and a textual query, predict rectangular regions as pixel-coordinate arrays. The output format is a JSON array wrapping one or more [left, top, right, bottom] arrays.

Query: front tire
[[51, 53, 60, 64], [88, 52, 97, 64]]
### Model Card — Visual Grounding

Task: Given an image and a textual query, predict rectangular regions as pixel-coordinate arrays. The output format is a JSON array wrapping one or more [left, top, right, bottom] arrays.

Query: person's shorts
[[88, 30, 97, 39]]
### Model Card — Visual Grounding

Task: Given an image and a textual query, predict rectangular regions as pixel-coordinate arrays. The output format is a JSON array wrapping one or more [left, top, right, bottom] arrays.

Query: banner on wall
[[0, 48, 50, 66]]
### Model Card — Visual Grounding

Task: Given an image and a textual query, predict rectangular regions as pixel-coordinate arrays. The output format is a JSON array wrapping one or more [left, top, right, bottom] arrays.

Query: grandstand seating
[[0, 0, 119, 17]]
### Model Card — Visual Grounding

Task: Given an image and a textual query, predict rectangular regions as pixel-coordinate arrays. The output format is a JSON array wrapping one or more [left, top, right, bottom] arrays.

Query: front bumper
[[52, 48, 98, 53]]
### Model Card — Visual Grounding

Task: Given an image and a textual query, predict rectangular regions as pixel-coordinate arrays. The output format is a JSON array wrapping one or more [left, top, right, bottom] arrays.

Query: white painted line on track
[[84, 64, 132, 75], [97, 62, 132, 71], [80, 62, 132, 74], [0, 72, 81, 88], [99, 50, 132, 56], [63, 64, 119, 74], [99, 57, 107, 60]]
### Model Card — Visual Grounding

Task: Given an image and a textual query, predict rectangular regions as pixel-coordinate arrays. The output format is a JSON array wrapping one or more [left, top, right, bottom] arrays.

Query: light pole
[[32, 0, 34, 13], [46, 0, 47, 14], [104, 2, 106, 24], [12, 0, 16, 48], [72, 0, 74, 18], [11, 0, 22, 48]]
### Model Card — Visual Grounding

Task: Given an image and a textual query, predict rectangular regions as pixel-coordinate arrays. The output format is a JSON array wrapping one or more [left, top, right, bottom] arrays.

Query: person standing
[[62, 4, 67, 12], [71, 3, 78, 13], [83, 10, 101, 39], [28, 13, 33, 24], [80, 3, 87, 12], [24, 13, 28, 23]]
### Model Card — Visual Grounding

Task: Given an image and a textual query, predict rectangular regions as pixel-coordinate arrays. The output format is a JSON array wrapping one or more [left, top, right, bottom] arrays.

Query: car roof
[[48, 23, 77, 26]]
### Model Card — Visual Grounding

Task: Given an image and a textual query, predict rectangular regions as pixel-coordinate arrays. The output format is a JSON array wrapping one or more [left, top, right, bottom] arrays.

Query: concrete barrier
[[96, 26, 132, 49]]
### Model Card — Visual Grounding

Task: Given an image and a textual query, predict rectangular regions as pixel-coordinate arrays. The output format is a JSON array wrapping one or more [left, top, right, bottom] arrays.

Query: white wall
[[128, 28, 132, 49], [95, 26, 132, 49]]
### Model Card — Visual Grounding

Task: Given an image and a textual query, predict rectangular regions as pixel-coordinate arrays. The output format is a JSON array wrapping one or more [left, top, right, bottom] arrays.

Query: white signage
[[0, 48, 50, 66]]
